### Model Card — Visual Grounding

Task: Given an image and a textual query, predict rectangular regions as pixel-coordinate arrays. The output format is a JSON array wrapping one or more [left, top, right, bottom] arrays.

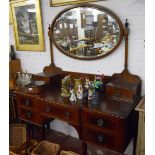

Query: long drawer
[[39, 101, 80, 125], [18, 107, 41, 125], [16, 94, 37, 108]]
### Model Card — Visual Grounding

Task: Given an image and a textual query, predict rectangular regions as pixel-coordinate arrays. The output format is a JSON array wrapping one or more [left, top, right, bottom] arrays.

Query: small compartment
[[31, 141, 60, 155], [16, 95, 36, 108], [84, 111, 117, 132], [52, 104, 79, 125], [18, 108, 41, 125], [84, 129, 116, 149]]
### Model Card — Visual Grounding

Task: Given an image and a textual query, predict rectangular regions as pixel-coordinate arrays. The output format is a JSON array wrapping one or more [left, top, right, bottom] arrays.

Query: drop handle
[[25, 99, 31, 106], [64, 111, 71, 119], [97, 135, 104, 144], [97, 119, 104, 127], [27, 112, 32, 118], [45, 106, 50, 113]]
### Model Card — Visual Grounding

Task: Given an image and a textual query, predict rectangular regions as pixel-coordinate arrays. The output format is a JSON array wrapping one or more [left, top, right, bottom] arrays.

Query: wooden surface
[[135, 96, 145, 112], [12, 71, 141, 154], [14, 87, 138, 153]]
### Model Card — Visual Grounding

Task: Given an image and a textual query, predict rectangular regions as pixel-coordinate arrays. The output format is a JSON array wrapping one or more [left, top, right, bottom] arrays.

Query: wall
[[9, 0, 145, 154]]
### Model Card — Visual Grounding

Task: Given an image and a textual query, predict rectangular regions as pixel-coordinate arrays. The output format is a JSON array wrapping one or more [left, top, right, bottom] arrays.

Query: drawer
[[84, 129, 115, 148], [39, 101, 79, 125], [53, 104, 79, 125], [18, 107, 41, 125], [39, 101, 53, 115], [16, 95, 36, 108], [83, 111, 117, 132]]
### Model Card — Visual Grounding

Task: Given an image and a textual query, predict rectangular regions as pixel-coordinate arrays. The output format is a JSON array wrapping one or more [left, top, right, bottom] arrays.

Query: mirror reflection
[[53, 7, 122, 59]]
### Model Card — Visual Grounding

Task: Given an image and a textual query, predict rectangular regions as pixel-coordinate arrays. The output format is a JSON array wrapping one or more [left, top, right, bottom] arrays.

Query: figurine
[[88, 82, 94, 100], [74, 78, 82, 93], [61, 75, 71, 98], [76, 84, 83, 99], [69, 88, 77, 102], [85, 78, 90, 89], [84, 78, 93, 100]]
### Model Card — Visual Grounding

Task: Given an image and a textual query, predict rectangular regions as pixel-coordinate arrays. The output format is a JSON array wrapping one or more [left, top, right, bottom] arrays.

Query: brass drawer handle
[[64, 111, 70, 119], [27, 112, 32, 118], [25, 99, 31, 106], [45, 106, 50, 113], [97, 119, 104, 127], [97, 135, 104, 144]]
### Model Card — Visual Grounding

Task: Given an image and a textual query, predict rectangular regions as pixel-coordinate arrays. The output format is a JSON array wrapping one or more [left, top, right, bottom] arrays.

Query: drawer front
[[16, 95, 36, 108], [84, 111, 117, 132], [53, 104, 79, 125], [84, 129, 116, 149], [39, 101, 79, 125], [18, 107, 41, 125], [39, 101, 53, 115]]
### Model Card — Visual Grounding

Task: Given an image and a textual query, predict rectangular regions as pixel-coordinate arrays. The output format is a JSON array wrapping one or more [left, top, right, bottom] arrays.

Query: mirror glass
[[52, 6, 123, 60]]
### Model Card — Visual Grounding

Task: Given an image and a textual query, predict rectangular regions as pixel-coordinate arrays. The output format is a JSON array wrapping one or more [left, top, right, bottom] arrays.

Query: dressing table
[[13, 4, 142, 155]]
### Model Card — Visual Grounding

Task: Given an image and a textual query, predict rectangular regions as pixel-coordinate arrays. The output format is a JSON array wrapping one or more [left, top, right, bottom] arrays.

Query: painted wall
[[9, 0, 145, 154]]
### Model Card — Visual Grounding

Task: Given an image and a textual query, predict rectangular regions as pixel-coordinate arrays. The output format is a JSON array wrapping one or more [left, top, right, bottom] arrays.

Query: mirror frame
[[51, 4, 124, 60]]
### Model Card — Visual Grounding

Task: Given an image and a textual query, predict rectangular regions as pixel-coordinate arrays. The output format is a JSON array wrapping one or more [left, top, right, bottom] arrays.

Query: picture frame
[[50, 0, 103, 7], [10, 0, 45, 51], [9, 4, 13, 25]]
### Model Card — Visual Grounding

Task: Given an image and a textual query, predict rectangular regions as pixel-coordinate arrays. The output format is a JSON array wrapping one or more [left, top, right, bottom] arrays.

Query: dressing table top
[[14, 87, 137, 119]]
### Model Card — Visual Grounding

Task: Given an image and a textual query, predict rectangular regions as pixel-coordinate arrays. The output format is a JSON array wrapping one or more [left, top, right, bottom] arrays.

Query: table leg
[[82, 142, 87, 155]]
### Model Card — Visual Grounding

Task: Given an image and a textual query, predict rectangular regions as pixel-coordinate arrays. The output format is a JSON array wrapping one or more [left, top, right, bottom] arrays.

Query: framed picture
[[50, 0, 103, 7], [10, 0, 45, 51], [9, 4, 13, 25]]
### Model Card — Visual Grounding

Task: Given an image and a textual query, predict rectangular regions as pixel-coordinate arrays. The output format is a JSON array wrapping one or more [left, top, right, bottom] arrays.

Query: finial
[[125, 19, 129, 28], [48, 24, 51, 30]]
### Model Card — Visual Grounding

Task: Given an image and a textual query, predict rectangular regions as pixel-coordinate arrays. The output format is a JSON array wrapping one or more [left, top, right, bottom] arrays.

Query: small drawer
[[39, 102, 53, 114], [18, 108, 40, 125], [84, 111, 117, 132], [16, 95, 36, 108], [52, 104, 79, 125], [84, 129, 115, 148]]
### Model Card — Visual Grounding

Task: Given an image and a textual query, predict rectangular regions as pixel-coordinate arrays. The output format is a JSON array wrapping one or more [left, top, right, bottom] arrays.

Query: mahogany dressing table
[[12, 5, 142, 155], [14, 70, 141, 155]]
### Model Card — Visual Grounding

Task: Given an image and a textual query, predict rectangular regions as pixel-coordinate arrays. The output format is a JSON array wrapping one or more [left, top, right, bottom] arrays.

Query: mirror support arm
[[48, 24, 55, 67], [43, 24, 62, 73], [124, 19, 129, 71]]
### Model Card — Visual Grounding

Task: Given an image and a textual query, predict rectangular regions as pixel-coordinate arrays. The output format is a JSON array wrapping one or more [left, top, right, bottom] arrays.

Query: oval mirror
[[52, 4, 123, 60]]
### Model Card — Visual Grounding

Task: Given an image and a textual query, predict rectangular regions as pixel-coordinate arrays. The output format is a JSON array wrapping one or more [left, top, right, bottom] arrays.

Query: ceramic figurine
[[85, 78, 90, 89], [76, 84, 83, 99], [88, 82, 94, 100], [61, 75, 71, 98], [69, 89, 77, 102], [74, 78, 82, 93], [85, 78, 93, 100]]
